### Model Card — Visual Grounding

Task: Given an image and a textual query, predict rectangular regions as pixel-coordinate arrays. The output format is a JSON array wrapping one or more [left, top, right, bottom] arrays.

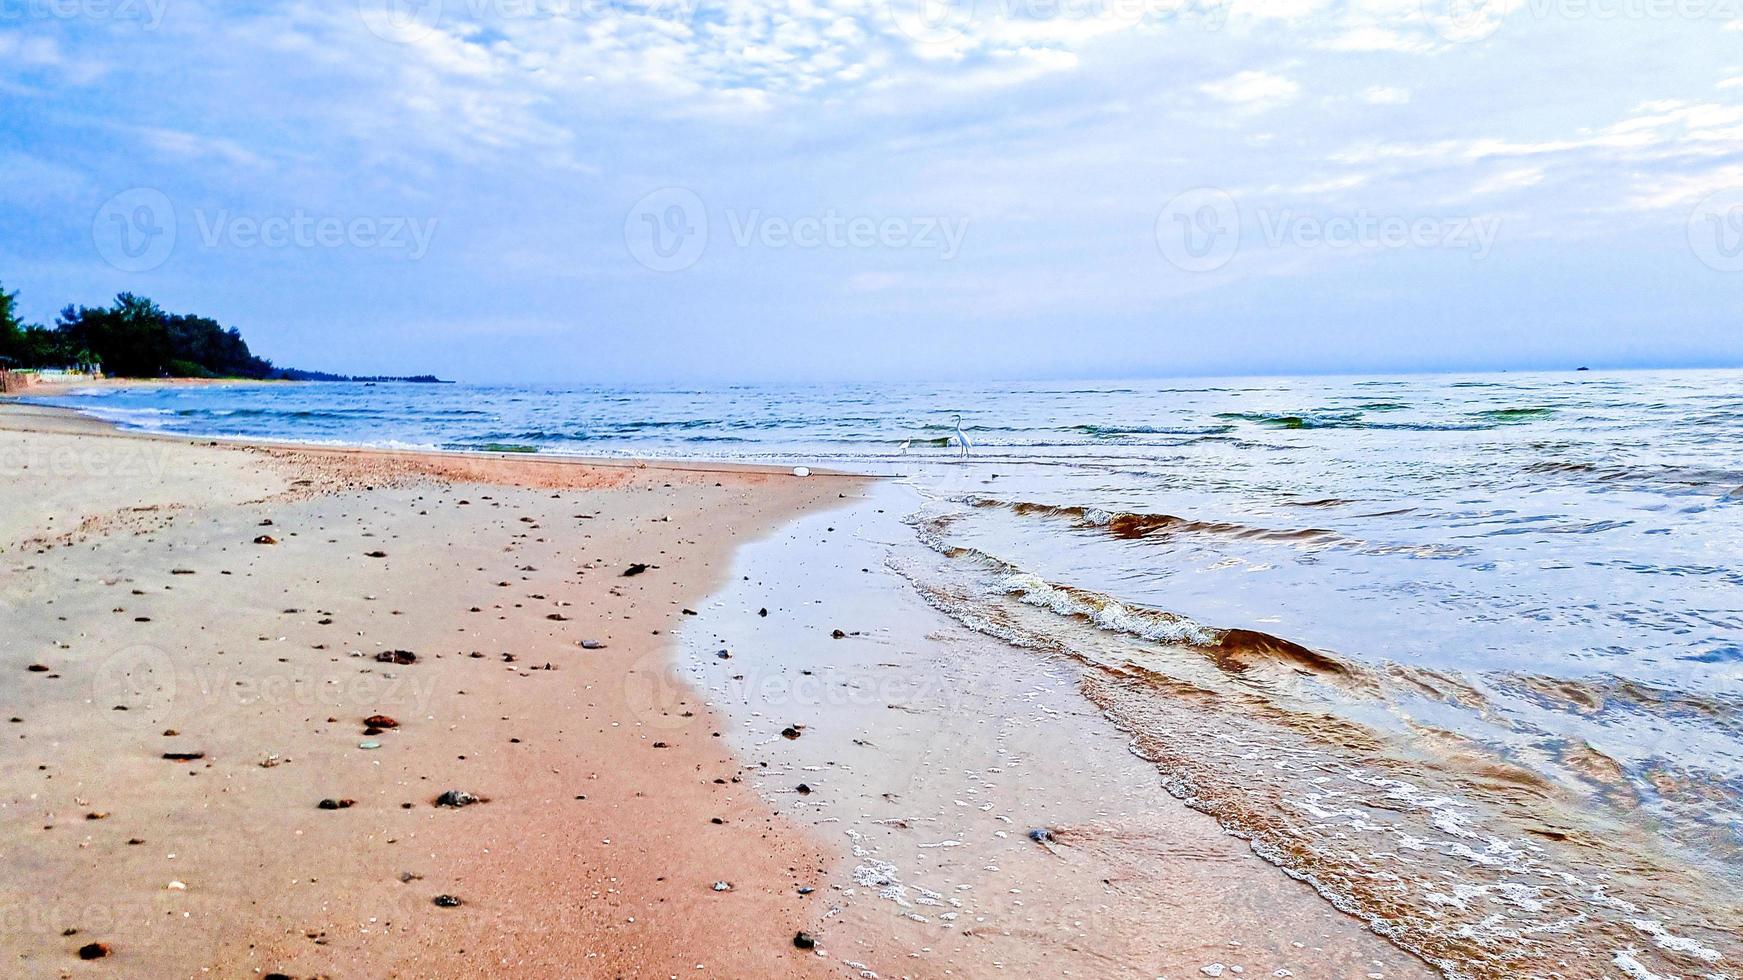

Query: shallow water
[[29, 369, 1743, 977]]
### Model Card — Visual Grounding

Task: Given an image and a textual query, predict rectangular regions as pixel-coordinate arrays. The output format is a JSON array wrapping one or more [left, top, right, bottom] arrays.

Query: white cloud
[[1361, 86, 1411, 105], [1200, 70, 1300, 109]]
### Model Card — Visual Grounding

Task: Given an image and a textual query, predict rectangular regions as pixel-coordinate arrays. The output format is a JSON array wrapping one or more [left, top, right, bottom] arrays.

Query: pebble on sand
[[253, 535, 277, 545], [77, 942, 110, 960], [432, 894, 463, 908], [434, 790, 485, 808], [793, 931, 816, 950]]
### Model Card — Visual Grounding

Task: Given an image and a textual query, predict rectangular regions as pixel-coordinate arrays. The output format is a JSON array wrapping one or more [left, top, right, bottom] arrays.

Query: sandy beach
[[0, 399, 1437, 979], [0, 402, 857, 977]]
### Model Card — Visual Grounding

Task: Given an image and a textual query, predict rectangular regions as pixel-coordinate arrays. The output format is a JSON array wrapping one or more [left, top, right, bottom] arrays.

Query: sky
[[1, 0, 1740, 383]]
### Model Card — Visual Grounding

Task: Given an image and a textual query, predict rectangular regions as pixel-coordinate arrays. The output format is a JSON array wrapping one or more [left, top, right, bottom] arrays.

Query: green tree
[[0, 281, 24, 364]]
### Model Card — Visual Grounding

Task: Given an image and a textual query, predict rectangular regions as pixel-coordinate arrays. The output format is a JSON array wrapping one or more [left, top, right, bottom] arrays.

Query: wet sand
[[1, 400, 1435, 978]]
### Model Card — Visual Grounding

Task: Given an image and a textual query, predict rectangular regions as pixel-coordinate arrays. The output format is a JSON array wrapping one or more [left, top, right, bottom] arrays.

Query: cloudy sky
[[2, 0, 1740, 381]]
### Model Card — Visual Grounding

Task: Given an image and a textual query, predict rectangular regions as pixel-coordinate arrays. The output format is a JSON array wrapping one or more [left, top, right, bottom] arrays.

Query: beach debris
[[759, 607, 768, 617], [580, 640, 607, 650], [375, 650, 417, 665], [77, 942, 110, 960], [171, 568, 195, 575], [793, 467, 811, 478], [364, 550, 388, 558], [797, 886, 814, 894], [161, 752, 205, 762], [27, 664, 50, 673], [780, 726, 803, 740], [166, 881, 187, 891], [545, 613, 569, 621], [623, 563, 650, 577], [258, 754, 285, 768], [793, 931, 816, 949], [363, 714, 399, 730], [317, 798, 355, 810], [434, 790, 485, 808], [1027, 827, 1055, 844], [358, 740, 381, 750], [831, 629, 846, 639], [85, 811, 109, 821], [796, 783, 812, 795], [1201, 965, 1225, 977], [253, 535, 277, 545], [711, 881, 732, 892], [432, 894, 463, 908], [715, 650, 731, 659], [399, 871, 423, 883]]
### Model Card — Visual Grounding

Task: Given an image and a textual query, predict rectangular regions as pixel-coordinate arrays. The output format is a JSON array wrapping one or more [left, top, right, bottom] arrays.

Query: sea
[[25, 369, 1743, 978]]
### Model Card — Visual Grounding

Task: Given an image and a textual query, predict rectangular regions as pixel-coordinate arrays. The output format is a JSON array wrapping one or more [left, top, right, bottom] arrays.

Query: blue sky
[[2, 0, 1740, 382]]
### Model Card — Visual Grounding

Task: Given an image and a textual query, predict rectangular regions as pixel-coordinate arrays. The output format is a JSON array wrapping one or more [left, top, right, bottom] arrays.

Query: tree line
[[1, 282, 276, 379]]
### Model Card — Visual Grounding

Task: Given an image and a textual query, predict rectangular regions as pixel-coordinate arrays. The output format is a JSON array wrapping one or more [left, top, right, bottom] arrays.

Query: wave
[[1474, 406, 1556, 421], [963, 496, 1473, 559], [898, 530, 1743, 980], [1525, 459, 1743, 495]]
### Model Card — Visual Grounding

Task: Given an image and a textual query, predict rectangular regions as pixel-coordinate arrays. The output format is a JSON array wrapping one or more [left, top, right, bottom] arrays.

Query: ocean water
[[27, 370, 1743, 977]]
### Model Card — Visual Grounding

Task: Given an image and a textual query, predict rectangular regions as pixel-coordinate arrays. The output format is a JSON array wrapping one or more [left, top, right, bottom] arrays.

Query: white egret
[[953, 415, 971, 458]]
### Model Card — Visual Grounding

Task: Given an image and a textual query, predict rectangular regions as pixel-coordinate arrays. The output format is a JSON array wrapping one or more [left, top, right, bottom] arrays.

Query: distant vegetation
[[1, 281, 442, 382]]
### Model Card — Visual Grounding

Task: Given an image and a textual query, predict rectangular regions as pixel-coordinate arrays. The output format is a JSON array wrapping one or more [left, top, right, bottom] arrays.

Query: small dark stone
[[831, 629, 846, 639], [27, 664, 50, 673], [623, 563, 650, 577], [434, 790, 483, 808], [78, 942, 110, 960], [318, 799, 341, 810], [758, 608, 768, 617], [375, 650, 417, 665], [254, 535, 277, 545], [432, 894, 463, 908], [1027, 827, 1055, 844], [796, 783, 812, 795], [364, 714, 399, 729], [364, 551, 388, 558], [793, 931, 815, 950], [161, 752, 205, 762], [780, 726, 802, 740]]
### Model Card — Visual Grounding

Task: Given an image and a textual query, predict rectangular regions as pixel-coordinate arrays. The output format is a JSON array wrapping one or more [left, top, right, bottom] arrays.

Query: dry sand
[[0, 403, 856, 977]]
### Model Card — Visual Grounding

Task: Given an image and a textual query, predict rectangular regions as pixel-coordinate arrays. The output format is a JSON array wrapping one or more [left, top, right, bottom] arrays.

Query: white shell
[[792, 466, 811, 478]]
